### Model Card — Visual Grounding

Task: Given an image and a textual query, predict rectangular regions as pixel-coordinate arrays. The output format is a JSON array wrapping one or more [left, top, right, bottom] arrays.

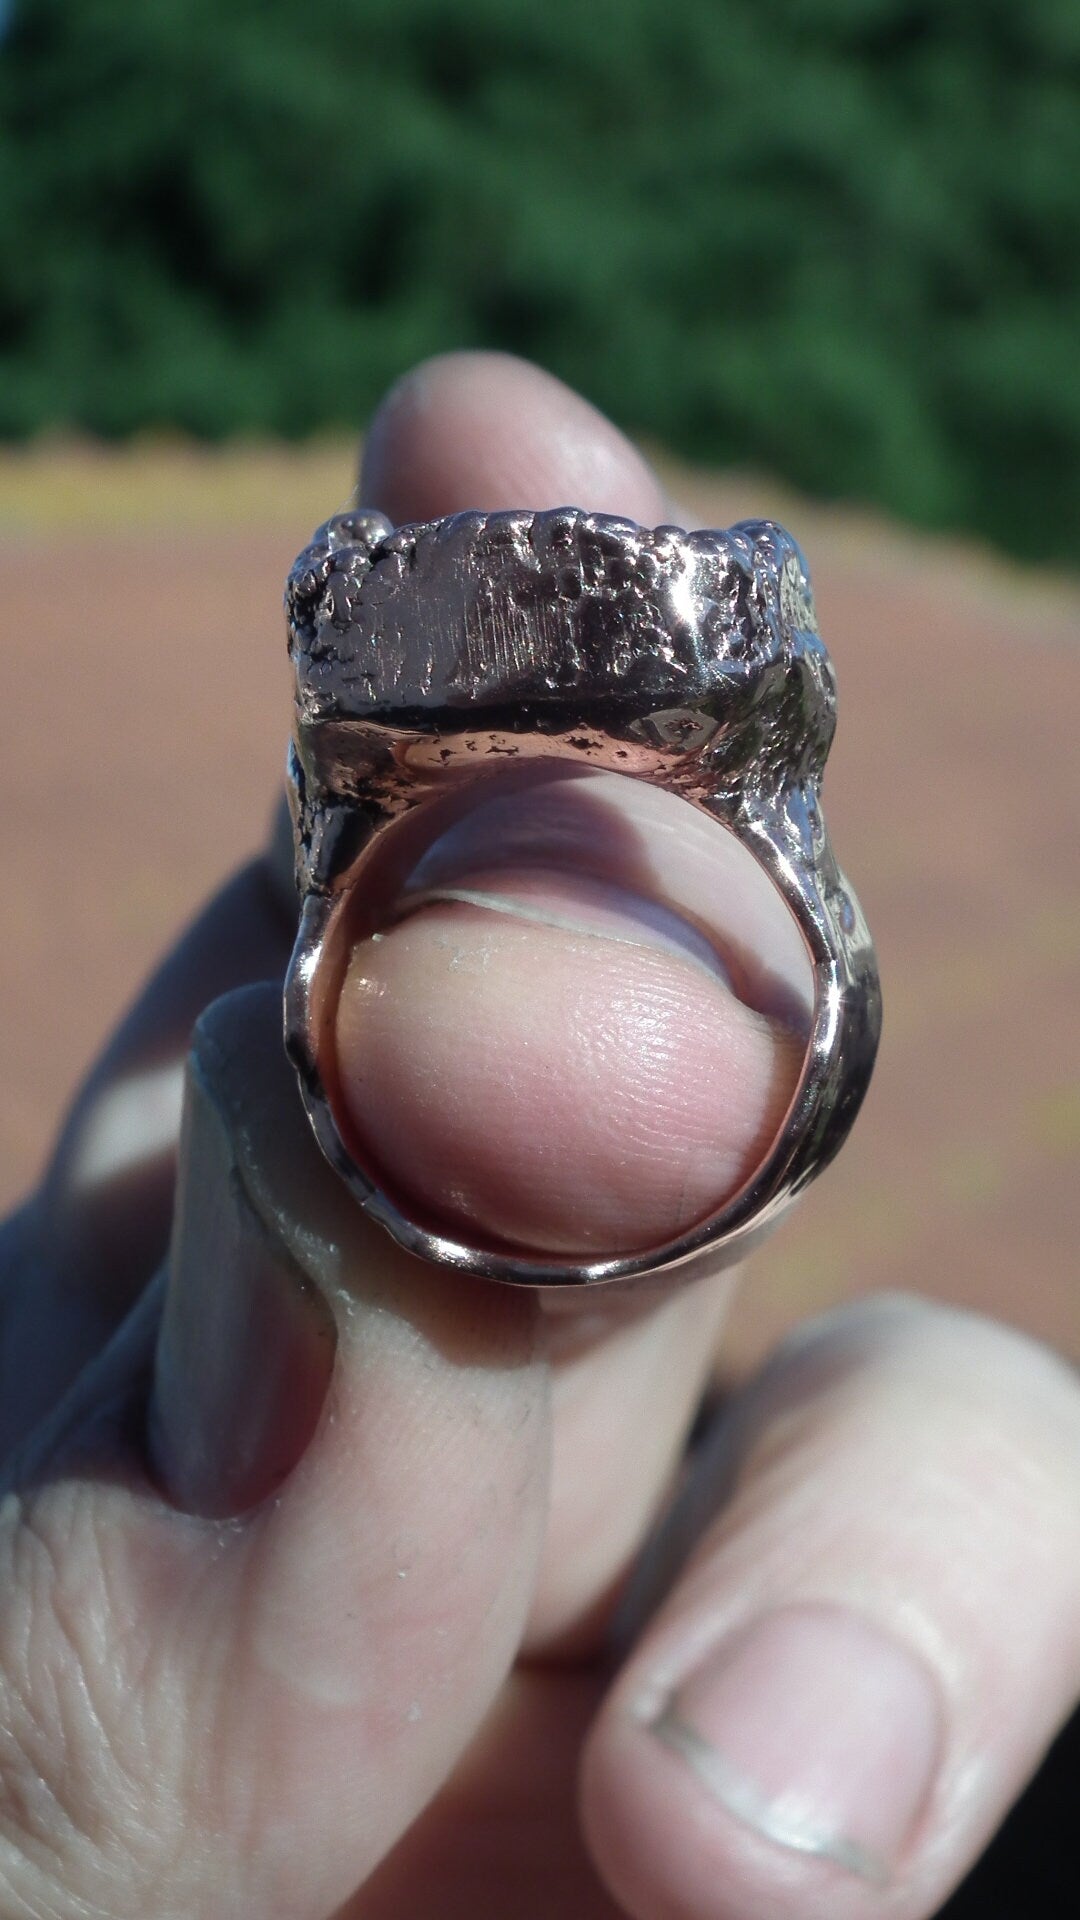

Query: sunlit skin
[[0, 354, 1075, 1920], [335, 869, 804, 1257]]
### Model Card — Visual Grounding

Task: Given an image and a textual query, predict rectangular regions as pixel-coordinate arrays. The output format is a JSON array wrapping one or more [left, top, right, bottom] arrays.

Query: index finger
[[346, 352, 810, 1650]]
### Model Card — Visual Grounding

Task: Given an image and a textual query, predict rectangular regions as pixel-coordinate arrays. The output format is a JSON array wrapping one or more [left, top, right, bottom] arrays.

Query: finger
[[355, 355, 807, 1261], [8, 352, 805, 1671], [347, 352, 812, 1651], [0, 857, 294, 1454], [360, 349, 665, 523], [581, 1295, 1080, 1920], [0, 983, 549, 1919], [45, 856, 294, 1282], [2, 354, 684, 1411], [526, 1263, 737, 1656], [335, 771, 808, 1260], [352, 1668, 619, 1920]]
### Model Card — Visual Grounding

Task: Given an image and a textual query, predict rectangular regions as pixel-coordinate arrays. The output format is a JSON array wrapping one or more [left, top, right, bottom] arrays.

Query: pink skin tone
[[335, 356, 815, 1264], [0, 355, 1076, 1920], [332, 771, 810, 1259]]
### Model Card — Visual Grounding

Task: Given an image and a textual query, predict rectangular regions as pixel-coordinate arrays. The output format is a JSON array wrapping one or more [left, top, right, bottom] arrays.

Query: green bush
[[2, 0, 1078, 561]]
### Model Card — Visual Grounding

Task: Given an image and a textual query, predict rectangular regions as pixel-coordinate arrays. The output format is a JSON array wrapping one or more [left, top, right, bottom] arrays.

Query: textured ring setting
[[283, 505, 881, 1287]]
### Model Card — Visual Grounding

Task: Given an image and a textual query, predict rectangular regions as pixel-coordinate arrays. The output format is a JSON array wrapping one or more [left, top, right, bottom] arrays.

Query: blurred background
[[4, 0, 1080, 563], [0, 2, 1078, 1908]]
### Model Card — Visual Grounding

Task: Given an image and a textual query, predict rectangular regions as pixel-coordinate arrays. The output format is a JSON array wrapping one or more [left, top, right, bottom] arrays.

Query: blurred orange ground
[[1, 441, 1077, 1371]]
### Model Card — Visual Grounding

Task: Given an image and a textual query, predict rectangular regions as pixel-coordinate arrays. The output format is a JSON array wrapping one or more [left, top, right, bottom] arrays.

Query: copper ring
[[283, 505, 881, 1287]]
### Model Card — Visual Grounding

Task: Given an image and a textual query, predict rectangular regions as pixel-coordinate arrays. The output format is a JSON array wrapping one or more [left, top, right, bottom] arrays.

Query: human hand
[[0, 354, 1077, 1920]]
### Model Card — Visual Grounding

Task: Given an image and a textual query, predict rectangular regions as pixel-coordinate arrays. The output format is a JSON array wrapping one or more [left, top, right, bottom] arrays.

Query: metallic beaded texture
[[284, 506, 881, 1287]]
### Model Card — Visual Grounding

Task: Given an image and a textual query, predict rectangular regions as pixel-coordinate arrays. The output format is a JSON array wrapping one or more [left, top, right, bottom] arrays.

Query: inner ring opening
[[312, 765, 818, 1265]]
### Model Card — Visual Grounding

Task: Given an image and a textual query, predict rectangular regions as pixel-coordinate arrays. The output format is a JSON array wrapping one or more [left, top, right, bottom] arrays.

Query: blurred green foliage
[[2, 0, 1078, 560]]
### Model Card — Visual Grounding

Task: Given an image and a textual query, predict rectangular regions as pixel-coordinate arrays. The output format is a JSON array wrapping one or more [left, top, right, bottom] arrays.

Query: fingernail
[[644, 1604, 943, 1886], [396, 769, 814, 1027], [150, 989, 337, 1517], [395, 871, 733, 986]]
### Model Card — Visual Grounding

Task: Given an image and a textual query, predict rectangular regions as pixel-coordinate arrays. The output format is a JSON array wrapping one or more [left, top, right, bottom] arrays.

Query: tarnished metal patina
[[284, 506, 881, 1287]]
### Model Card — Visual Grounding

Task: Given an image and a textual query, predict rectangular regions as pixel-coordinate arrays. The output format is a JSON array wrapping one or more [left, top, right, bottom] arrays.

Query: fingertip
[[333, 895, 801, 1261], [579, 1298, 1080, 1920], [580, 1608, 942, 1920], [360, 351, 668, 524]]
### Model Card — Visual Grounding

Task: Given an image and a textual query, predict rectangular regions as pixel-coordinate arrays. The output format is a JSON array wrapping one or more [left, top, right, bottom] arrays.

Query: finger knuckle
[[0, 1482, 184, 1917]]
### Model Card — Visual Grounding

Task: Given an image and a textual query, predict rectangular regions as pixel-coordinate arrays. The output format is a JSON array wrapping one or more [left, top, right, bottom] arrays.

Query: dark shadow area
[[938, 1706, 1079, 1918]]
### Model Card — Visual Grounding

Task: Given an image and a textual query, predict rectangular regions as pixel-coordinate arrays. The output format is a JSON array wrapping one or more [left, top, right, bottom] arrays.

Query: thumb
[[0, 984, 549, 1920]]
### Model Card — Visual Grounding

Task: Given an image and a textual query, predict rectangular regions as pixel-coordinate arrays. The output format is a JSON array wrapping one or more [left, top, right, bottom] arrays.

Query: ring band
[[283, 506, 881, 1287]]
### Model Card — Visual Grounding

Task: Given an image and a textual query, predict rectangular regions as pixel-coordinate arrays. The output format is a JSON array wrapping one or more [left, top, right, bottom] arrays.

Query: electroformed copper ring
[[283, 505, 881, 1288]]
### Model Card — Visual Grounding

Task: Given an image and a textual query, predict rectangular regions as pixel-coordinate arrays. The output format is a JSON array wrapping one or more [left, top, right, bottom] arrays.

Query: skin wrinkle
[[0, 1488, 187, 1917], [578, 973, 783, 1188], [336, 902, 799, 1257]]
